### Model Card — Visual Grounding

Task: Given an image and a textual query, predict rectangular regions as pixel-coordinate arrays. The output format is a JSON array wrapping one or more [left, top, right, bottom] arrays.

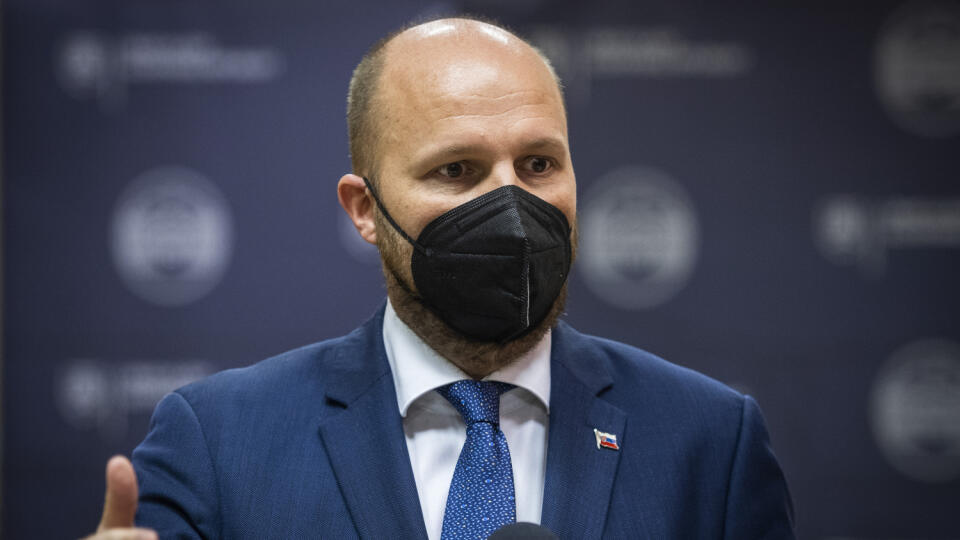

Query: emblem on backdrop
[[528, 25, 754, 106], [56, 30, 284, 111], [813, 195, 960, 276], [875, 2, 960, 137], [57, 358, 212, 439], [580, 166, 699, 310], [111, 166, 234, 307], [870, 338, 960, 483]]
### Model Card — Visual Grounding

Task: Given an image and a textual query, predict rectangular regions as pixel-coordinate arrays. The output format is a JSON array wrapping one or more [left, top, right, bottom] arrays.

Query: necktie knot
[[437, 380, 514, 426]]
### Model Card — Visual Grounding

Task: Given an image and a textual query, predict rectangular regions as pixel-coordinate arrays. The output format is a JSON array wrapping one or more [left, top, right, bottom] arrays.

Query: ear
[[337, 174, 377, 245]]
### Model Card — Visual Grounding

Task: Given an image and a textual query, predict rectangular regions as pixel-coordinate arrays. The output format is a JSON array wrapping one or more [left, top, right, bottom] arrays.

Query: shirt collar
[[382, 300, 551, 417]]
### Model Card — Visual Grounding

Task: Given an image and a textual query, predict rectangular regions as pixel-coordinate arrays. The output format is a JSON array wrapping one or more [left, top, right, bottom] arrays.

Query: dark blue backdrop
[[4, 1, 959, 538]]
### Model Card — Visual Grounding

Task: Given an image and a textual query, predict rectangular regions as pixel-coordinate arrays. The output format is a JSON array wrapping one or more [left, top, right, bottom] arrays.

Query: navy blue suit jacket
[[133, 306, 794, 538]]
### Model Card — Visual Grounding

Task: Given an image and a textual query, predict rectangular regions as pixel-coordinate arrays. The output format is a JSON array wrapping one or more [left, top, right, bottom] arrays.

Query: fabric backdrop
[[3, 1, 958, 538]]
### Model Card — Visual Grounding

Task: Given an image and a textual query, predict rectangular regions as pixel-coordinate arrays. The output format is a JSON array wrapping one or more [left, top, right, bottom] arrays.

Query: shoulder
[[552, 323, 795, 536], [171, 311, 383, 417], [553, 321, 745, 424], [175, 340, 329, 404]]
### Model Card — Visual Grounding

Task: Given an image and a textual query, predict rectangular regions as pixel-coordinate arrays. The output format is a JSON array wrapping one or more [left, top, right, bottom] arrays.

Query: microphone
[[488, 522, 559, 539]]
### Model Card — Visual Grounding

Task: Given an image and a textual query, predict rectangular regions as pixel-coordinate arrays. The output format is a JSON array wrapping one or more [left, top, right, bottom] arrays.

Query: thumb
[[97, 455, 139, 531]]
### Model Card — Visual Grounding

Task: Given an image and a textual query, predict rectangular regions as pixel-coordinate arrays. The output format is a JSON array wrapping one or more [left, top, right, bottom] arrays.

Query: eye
[[438, 162, 467, 178], [522, 156, 553, 174]]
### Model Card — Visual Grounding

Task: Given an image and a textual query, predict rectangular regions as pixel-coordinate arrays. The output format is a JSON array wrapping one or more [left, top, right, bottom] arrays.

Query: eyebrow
[[416, 144, 488, 166], [522, 137, 568, 156]]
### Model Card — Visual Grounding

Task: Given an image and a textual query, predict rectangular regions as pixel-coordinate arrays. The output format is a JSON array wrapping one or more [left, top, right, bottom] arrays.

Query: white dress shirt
[[382, 301, 551, 540]]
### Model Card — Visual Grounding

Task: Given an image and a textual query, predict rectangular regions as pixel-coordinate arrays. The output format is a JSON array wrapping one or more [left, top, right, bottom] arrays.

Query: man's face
[[351, 21, 577, 376], [371, 22, 577, 292]]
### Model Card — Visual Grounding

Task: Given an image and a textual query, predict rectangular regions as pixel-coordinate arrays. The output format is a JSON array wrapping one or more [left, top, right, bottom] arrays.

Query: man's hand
[[83, 455, 157, 540]]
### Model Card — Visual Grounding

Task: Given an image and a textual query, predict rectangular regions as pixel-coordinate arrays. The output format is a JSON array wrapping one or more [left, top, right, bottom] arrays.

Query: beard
[[375, 209, 576, 379]]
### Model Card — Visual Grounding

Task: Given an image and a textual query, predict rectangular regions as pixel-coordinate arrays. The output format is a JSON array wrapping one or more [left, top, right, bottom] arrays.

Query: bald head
[[346, 17, 564, 180]]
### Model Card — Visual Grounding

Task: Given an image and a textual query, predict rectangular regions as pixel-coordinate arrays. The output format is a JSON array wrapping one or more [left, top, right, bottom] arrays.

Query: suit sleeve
[[132, 391, 220, 539], [723, 395, 796, 540]]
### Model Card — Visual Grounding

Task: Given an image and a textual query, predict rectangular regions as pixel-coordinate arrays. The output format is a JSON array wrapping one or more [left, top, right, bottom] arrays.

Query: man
[[88, 17, 794, 540]]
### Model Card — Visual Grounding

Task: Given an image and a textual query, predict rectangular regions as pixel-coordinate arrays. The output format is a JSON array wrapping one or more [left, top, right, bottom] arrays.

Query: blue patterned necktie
[[436, 380, 517, 540]]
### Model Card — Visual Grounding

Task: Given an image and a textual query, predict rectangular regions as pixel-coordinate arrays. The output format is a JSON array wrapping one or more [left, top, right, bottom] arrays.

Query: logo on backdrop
[[57, 359, 212, 439], [528, 25, 754, 104], [580, 166, 699, 310], [870, 338, 960, 483], [111, 166, 234, 307], [875, 2, 960, 137], [813, 195, 960, 276], [56, 30, 284, 110]]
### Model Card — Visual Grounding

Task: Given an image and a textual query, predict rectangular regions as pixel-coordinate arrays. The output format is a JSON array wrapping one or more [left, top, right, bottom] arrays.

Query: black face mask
[[363, 177, 572, 343]]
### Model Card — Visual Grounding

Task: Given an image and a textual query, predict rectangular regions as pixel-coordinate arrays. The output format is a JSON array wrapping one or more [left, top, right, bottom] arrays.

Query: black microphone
[[488, 522, 559, 539]]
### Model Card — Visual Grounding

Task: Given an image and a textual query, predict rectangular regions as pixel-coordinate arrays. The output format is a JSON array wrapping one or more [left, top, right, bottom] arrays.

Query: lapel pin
[[594, 428, 620, 451]]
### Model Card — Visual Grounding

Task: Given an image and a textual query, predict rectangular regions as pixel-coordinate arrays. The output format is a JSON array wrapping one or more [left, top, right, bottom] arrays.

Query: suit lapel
[[541, 323, 626, 540], [317, 307, 427, 539]]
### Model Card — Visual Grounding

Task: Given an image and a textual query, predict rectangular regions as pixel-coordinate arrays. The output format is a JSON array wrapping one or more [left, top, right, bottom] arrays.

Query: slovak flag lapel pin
[[594, 428, 620, 451]]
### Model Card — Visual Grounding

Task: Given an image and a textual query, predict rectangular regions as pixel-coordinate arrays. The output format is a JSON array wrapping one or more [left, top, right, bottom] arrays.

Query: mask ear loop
[[362, 176, 430, 256]]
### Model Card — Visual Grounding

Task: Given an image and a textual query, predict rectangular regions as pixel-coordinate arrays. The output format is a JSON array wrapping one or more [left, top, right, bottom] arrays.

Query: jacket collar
[[541, 321, 626, 539], [317, 308, 625, 539], [317, 304, 428, 539]]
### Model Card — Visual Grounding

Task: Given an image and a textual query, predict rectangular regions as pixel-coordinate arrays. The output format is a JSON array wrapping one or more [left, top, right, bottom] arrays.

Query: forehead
[[376, 23, 567, 144]]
